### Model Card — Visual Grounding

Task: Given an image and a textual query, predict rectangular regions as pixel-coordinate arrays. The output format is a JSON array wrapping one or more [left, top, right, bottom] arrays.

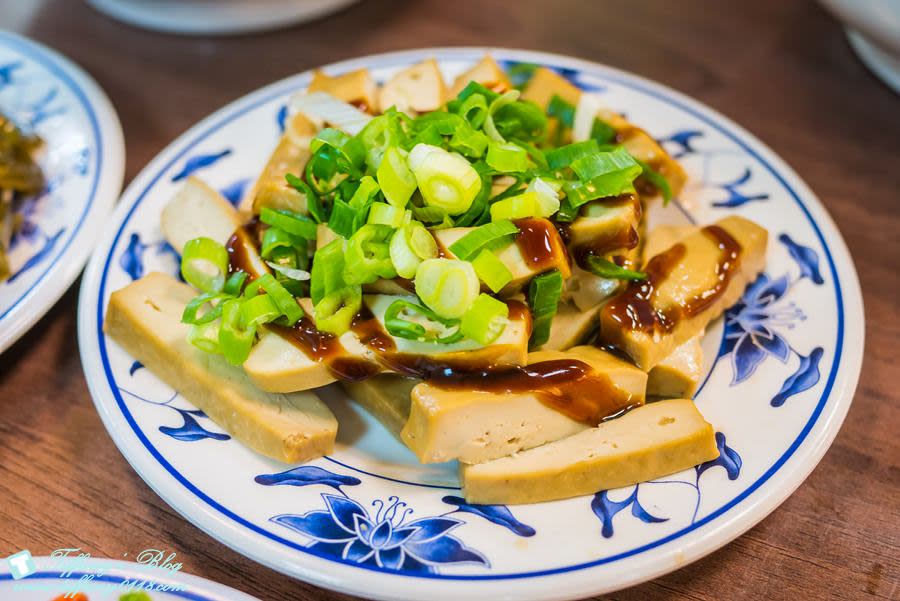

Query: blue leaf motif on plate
[[771, 347, 823, 407], [171, 149, 232, 182], [711, 168, 769, 208], [658, 129, 703, 158], [591, 486, 667, 538], [696, 432, 742, 481], [255, 466, 362, 492], [158, 408, 231, 442], [441, 495, 536, 537], [271, 494, 488, 573], [0, 61, 23, 87], [6, 227, 65, 283], [128, 360, 144, 376], [778, 233, 824, 285], [276, 104, 288, 133], [219, 177, 251, 207], [119, 232, 181, 280]]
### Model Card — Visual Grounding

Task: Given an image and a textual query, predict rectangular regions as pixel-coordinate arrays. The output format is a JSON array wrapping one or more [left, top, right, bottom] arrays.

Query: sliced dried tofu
[[308, 68, 379, 113], [460, 398, 718, 504], [378, 59, 447, 115], [599, 215, 767, 370], [401, 346, 646, 464], [648, 335, 703, 398], [104, 272, 337, 463], [242, 113, 318, 215], [539, 300, 602, 352], [642, 224, 698, 263], [161, 177, 241, 252], [449, 55, 510, 97], [520, 66, 581, 109], [340, 375, 417, 437]]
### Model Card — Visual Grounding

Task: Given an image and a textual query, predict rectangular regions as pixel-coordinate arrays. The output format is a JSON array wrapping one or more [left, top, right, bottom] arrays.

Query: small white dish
[[88, 0, 359, 36], [0, 32, 124, 354], [77, 48, 864, 600], [1, 556, 258, 600]]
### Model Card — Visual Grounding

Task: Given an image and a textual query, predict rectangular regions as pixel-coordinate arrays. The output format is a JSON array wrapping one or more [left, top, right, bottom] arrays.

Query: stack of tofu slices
[[106, 56, 767, 505]]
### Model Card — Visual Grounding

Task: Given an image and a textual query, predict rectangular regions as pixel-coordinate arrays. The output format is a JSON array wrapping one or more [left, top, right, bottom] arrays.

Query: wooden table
[[1, 1, 898, 599]]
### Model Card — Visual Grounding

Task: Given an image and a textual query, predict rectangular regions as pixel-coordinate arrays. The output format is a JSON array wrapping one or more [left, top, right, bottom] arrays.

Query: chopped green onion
[[458, 93, 489, 129], [218, 298, 256, 365], [223, 271, 248, 296], [634, 157, 673, 203], [285, 173, 326, 223], [490, 191, 542, 221], [256, 273, 304, 325], [348, 175, 380, 209], [570, 146, 641, 181], [585, 256, 647, 281], [545, 139, 600, 170], [527, 269, 564, 348], [408, 143, 482, 215], [260, 226, 296, 259], [486, 142, 529, 173], [547, 94, 576, 129], [411, 204, 454, 228], [328, 197, 364, 239], [343, 224, 397, 285], [265, 261, 310, 281], [460, 294, 509, 345], [314, 286, 362, 336], [383, 299, 464, 344], [187, 321, 221, 354], [453, 81, 500, 104], [483, 90, 520, 142], [449, 124, 489, 158], [376, 146, 417, 208], [239, 293, 281, 328], [310, 238, 345, 305], [415, 258, 480, 319], [181, 292, 226, 325], [555, 196, 579, 222], [390, 221, 437, 278], [472, 248, 513, 293], [260, 207, 318, 240], [526, 177, 561, 216], [181, 237, 229, 294], [448, 220, 518, 260], [357, 110, 409, 171], [492, 99, 547, 142], [590, 118, 617, 144], [367, 201, 407, 227]]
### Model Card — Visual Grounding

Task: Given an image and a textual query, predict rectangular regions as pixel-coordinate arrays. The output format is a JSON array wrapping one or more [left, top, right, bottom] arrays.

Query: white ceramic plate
[[77, 48, 864, 601], [0, 32, 124, 353], [1, 556, 258, 600]]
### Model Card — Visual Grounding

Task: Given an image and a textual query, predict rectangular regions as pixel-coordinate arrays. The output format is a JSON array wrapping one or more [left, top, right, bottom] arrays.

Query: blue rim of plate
[[0, 32, 102, 324], [91, 51, 845, 581]]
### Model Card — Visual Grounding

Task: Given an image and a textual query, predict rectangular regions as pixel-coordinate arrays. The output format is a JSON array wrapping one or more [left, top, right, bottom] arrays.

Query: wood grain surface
[[1, 1, 898, 599]]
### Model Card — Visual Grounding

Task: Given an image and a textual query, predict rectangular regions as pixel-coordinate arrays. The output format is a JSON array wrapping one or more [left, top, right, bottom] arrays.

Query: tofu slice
[[538, 300, 602, 351], [460, 398, 718, 504], [308, 68, 379, 113], [565, 263, 623, 314], [433, 218, 571, 295], [379, 59, 447, 115], [642, 224, 697, 263], [241, 113, 318, 215], [161, 177, 242, 252], [401, 346, 646, 464], [520, 66, 581, 109], [104, 273, 337, 463], [647, 336, 703, 398], [568, 196, 642, 251], [449, 55, 510, 97], [340, 375, 417, 437], [599, 215, 767, 370], [243, 294, 531, 393]]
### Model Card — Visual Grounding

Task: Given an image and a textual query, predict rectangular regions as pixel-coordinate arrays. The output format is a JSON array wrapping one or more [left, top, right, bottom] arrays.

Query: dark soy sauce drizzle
[[603, 225, 743, 334], [513, 218, 568, 272], [270, 319, 380, 382], [226, 227, 259, 279]]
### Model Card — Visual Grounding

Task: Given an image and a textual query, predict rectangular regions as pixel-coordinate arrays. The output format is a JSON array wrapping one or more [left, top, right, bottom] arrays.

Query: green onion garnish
[[634, 157, 673, 203], [490, 191, 543, 221], [415, 258, 480, 319], [180, 237, 229, 294], [383, 299, 464, 344], [181, 292, 226, 325], [367, 201, 408, 228], [471, 248, 513, 293], [483, 90, 520, 142], [376, 146, 417, 208], [314, 286, 362, 336], [239, 293, 281, 328], [260, 207, 318, 240], [547, 94, 576, 129], [389, 222, 437, 279], [218, 298, 256, 365], [260, 226, 296, 259], [527, 269, 564, 348], [486, 141, 529, 173], [343, 224, 397, 285], [187, 321, 221, 354], [448, 219, 518, 260], [545, 139, 600, 171], [460, 293, 509, 345], [284, 173, 326, 224], [310, 238, 345, 305], [408, 143, 482, 215], [590, 118, 617, 145], [222, 271, 248, 296], [585, 256, 647, 281], [256, 273, 304, 325]]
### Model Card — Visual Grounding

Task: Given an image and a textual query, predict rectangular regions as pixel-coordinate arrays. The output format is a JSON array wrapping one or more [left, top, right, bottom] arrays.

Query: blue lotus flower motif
[[723, 273, 804, 384], [272, 494, 488, 573]]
